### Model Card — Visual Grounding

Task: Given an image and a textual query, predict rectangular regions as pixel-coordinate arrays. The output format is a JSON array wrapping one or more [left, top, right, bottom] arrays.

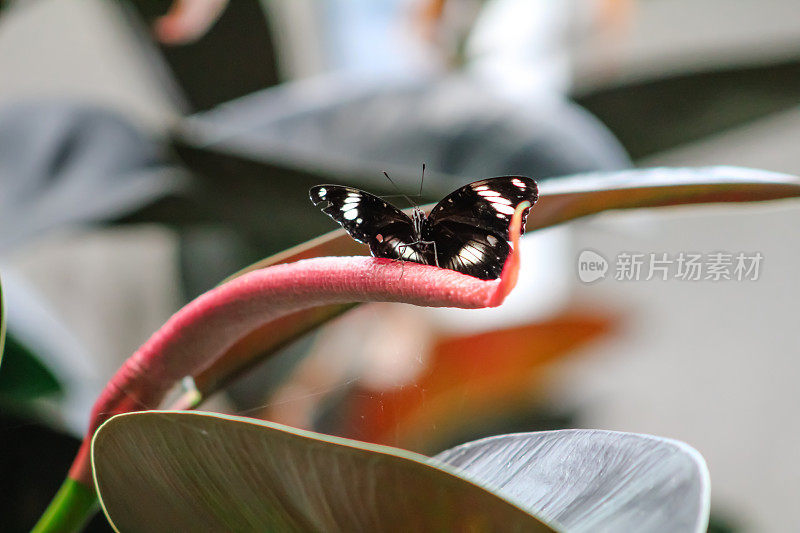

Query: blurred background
[[0, 0, 799, 531]]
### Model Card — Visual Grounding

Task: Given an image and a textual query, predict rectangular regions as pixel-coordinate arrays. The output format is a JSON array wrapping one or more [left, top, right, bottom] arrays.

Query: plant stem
[[32, 478, 98, 533]]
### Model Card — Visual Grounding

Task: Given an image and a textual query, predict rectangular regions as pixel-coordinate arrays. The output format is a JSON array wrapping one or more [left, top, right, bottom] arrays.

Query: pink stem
[[69, 205, 528, 486]]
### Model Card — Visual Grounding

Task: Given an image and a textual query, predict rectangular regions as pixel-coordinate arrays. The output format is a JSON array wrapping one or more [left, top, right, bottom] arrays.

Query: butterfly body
[[309, 176, 538, 280]]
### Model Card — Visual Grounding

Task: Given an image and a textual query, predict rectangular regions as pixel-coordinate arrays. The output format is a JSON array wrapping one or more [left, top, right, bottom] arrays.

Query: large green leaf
[[92, 411, 555, 532], [92, 413, 710, 532], [526, 165, 800, 231]]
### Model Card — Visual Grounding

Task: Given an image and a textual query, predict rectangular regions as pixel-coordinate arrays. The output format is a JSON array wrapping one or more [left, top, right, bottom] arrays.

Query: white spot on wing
[[492, 203, 516, 215], [343, 209, 359, 220], [512, 178, 525, 189], [318, 187, 327, 197], [458, 243, 484, 265]]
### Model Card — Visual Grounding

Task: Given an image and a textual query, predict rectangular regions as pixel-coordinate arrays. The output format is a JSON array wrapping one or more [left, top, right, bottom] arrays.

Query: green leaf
[[92, 411, 555, 532], [92, 413, 710, 532], [527, 165, 800, 231], [0, 332, 61, 400]]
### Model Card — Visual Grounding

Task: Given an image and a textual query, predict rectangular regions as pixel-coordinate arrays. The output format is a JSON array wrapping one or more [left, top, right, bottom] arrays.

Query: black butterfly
[[309, 176, 538, 280]]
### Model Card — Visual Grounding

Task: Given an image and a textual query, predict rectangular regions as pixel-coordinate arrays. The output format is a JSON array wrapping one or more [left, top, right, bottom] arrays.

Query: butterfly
[[309, 176, 538, 280]]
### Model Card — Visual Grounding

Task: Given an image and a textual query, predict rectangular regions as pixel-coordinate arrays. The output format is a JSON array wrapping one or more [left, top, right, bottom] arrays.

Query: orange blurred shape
[[341, 310, 618, 452], [154, 0, 229, 45]]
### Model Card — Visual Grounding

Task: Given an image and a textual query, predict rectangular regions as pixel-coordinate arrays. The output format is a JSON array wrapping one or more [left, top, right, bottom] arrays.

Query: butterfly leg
[[395, 243, 409, 280], [415, 240, 439, 267], [429, 240, 440, 267]]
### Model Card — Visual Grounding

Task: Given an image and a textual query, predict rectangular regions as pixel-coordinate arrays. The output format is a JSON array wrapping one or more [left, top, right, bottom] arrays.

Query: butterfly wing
[[429, 222, 511, 280], [427, 176, 538, 239], [309, 185, 432, 264], [422, 176, 537, 280]]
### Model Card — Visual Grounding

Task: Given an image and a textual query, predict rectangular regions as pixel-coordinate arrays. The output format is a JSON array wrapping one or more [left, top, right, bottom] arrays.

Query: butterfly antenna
[[382, 171, 417, 208], [418, 163, 426, 198]]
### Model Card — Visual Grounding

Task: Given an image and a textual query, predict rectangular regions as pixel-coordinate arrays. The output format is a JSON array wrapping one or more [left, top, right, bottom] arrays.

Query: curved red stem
[[68, 205, 528, 486]]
